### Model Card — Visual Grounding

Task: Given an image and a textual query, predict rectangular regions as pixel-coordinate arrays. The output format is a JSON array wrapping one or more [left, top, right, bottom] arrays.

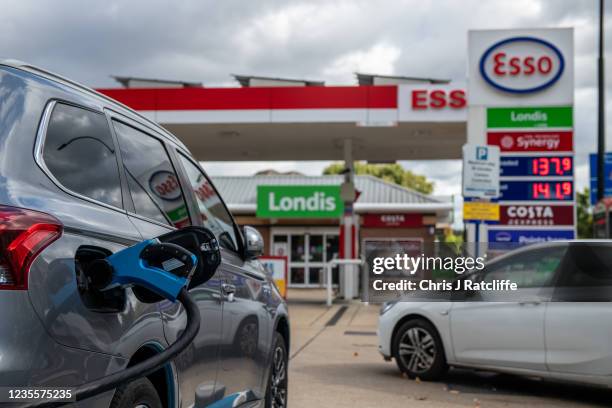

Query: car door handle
[[221, 283, 236, 302], [518, 300, 541, 306]]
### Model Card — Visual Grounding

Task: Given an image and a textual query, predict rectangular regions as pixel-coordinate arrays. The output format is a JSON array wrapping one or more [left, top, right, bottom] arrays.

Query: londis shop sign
[[257, 185, 343, 218], [487, 106, 573, 128]]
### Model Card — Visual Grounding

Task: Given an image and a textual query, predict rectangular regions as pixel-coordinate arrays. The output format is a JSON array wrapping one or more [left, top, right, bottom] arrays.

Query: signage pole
[[597, 0, 606, 201], [340, 139, 356, 300]]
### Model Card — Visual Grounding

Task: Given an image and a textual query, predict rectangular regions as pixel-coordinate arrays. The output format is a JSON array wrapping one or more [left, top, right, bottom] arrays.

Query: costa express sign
[[362, 214, 424, 228], [480, 36, 565, 93], [257, 185, 343, 218], [500, 205, 574, 226]]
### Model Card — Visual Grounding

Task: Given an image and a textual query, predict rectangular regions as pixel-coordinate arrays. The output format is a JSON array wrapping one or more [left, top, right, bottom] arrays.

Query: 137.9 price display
[[500, 156, 573, 177]]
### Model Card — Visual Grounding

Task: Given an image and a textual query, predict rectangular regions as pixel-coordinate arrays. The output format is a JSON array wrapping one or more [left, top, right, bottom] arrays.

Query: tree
[[322, 162, 434, 195], [577, 187, 593, 239]]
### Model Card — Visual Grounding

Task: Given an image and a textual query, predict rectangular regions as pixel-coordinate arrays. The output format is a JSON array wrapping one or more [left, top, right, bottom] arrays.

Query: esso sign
[[149, 171, 181, 201], [411, 89, 466, 110], [479, 37, 565, 93]]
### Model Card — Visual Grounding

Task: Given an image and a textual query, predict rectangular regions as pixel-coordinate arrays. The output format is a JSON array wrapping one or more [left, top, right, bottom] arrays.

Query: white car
[[378, 241, 612, 387]]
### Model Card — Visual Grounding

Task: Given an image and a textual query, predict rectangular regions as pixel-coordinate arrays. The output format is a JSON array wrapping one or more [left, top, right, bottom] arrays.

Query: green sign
[[257, 185, 343, 218], [487, 106, 573, 128]]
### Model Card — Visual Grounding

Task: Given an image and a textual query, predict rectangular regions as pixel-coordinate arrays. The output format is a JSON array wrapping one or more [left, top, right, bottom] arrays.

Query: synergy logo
[[488, 131, 572, 152], [479, 37, 565, 93]]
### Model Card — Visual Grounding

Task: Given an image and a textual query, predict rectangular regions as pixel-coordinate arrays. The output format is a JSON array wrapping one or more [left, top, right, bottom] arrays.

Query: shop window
[[308, 267, 324, 285], [291, 235, 306, 262], [325, 235, 339, 262], [272, 235, 289, 258], [309, 235, 324, 262], [291, 267, 305, 285]]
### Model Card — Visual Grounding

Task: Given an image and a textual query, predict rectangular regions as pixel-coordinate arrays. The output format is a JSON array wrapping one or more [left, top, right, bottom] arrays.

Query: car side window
[[177, 154, 239, 252], [43, 103, 122, 208], [482, 246, 566, 288], [112, 121, 190, 228], [557, 243, 612, 287]]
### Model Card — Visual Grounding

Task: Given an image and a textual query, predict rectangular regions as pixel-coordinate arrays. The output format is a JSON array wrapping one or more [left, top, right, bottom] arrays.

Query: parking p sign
[[463, 144, 500, 198]]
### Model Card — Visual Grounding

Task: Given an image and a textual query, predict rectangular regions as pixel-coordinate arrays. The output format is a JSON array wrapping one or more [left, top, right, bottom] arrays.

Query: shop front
[[212, 174, 453, 288]]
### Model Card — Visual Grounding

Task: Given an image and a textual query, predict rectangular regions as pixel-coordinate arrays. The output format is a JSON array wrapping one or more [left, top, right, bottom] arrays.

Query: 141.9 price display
[[500, 181, 573, 201], [530, 181, 572, 200]]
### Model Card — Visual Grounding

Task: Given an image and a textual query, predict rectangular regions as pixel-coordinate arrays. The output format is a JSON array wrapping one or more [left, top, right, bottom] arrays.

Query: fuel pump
[[25, 226, 221, 408]]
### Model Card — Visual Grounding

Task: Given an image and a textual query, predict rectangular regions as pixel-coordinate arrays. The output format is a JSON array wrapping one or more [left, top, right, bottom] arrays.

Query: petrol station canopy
[[97, 74, 467, 162]]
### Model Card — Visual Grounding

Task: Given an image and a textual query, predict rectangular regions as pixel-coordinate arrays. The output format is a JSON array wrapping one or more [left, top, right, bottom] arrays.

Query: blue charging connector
[[24, 227, 220, 408], [104, 239, 197, 302]]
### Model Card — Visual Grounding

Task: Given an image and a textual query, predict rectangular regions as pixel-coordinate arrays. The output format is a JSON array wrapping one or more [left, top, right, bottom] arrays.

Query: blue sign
[[500, 181, 573, 201], [589, 153, 612, 205], [500, 156, 573, 177], [488, 229, 575, 243], [479, 36, 565, 94]]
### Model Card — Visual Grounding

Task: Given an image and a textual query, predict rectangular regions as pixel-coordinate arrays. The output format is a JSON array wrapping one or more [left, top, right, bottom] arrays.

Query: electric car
[[0, 60, 289, 408], [378, 241, 612, 387]]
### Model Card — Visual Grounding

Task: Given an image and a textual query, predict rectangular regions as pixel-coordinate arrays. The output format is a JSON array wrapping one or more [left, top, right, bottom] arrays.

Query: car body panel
[[449, 301, 546, 370], [378, 241, 612, 388], [545, 303, 612, 376], [0, 61, 289, 407], [217, 252, 273, 398]]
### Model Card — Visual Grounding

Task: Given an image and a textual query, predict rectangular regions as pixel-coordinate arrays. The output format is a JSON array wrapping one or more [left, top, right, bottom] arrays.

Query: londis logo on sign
[[257, 185, 343, 218], [480, 37, 565, 93]]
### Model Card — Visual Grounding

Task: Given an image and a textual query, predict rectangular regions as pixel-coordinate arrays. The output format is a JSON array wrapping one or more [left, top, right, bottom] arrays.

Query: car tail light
[[0, 205, 62, 290]]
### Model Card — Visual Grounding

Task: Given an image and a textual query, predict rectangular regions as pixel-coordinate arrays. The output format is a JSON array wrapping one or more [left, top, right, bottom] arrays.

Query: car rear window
[[43, 103, 122, 208]]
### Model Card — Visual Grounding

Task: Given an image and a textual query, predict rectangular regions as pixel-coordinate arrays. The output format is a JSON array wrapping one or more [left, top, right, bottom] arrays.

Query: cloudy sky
[[2, 0, 610, 199]]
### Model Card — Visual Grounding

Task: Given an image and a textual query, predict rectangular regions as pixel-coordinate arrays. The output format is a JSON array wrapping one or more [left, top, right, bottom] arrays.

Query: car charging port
[[75, 246, 125, 312]]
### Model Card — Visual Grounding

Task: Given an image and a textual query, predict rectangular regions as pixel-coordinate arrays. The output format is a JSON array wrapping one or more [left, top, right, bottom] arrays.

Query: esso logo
[[479, 37, 564, 93], [149, 171, 181, 201], [411, 89, 466, 110]]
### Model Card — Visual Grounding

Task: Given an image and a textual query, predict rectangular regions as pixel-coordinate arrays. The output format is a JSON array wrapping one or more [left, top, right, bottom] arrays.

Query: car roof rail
[[0, 59, 187, 150]]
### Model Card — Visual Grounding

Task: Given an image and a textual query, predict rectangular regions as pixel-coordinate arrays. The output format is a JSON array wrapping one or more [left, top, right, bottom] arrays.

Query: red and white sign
[[499, 204, 574, 226], [398, 84, 467, 122], [411, 89, 466, 110], [480, 37, 564, 94], [468, 28, 573, 106], [362, 214, 423, 228], [487, 131, 573, 152]]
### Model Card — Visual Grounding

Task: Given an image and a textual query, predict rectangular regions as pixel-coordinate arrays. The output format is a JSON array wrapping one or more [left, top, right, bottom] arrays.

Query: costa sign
[[362, 214, 423, 228], [500, 205, 574, 226], [479, 36, 565, 94]]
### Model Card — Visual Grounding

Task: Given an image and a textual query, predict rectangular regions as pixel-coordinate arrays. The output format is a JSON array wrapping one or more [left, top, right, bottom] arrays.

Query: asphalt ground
[[286, 289, 612, 408]]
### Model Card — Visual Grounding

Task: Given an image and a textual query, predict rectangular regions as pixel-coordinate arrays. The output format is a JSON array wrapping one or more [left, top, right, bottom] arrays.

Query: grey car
[[0, 60, 289, 408]]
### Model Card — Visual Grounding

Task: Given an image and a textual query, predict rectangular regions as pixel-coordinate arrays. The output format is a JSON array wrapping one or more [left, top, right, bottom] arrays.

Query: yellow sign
[[463, 201, 500, 221], [260, 256, 288, 299]]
